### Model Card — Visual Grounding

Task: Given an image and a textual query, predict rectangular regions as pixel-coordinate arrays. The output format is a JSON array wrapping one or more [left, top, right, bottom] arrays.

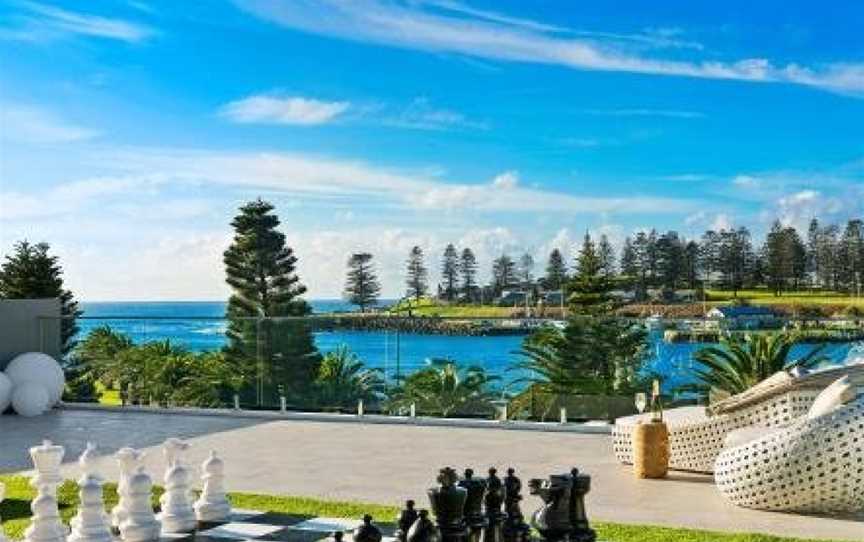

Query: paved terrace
[[0, 407, 861, 541]]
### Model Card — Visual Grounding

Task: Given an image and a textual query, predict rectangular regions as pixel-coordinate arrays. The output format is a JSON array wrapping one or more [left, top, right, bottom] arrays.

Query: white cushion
[[807, 376, 856, 420], [724, 425, 783, 449]]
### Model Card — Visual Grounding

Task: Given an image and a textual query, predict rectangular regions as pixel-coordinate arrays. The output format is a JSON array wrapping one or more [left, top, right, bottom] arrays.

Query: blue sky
[[1, 0, 862, 300]]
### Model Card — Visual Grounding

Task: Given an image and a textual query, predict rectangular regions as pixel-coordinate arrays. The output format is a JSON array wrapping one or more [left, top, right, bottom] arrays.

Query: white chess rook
[[24, 484, 65, 542], [111, 447, 144, 530], [119, 467, 161, 542], [69, 443, 112, 542], [159, 438, 197, 533], [194, 451, 231, 522]]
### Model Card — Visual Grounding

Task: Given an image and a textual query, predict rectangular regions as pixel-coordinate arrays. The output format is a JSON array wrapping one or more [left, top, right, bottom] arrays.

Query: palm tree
[[689, 332, 828, 395], [389, 360, 498, 417], [315, 345, 383, 407]]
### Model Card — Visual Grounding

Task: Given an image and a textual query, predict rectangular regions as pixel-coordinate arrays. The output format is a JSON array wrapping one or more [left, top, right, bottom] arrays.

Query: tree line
[[344, 216, 864, 309]]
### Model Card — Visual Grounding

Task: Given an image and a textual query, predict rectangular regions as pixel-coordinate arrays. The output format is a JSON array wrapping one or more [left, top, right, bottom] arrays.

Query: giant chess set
[[0, 439, 598, 542]]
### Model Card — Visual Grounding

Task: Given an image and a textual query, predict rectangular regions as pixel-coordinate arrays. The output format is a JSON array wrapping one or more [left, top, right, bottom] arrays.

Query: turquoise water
[[77, 302, 863, 390]]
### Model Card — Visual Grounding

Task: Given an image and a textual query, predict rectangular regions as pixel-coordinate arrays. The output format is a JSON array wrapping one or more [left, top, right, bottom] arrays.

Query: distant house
[[706, 306, 780, 330], [498, 290, 528, 306]]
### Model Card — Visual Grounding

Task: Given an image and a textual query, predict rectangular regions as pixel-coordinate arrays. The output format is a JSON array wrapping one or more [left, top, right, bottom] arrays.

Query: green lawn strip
[[0, 475, 839, 542]]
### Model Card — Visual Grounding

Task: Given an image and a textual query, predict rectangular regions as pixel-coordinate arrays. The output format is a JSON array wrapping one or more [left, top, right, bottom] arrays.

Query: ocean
[[77, 301, 863, 390]]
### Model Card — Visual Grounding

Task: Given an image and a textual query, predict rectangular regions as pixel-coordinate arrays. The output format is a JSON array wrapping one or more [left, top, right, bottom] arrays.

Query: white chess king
[[29, 440, 63, 498], [193, 451, 231, 522], [68, 443, 112, 542], [158, 438, 196, 533], [24, 484, 65, 542], [118, 467, 161, 542]]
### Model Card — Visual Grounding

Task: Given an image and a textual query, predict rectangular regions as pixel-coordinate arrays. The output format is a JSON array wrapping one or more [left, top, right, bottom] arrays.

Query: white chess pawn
[[111, 448, 144, 529], [193, 451, 231, 522], [0, 481, 9, 542], [158, 439, 196, 533], [68, 443, 112, 542], [118, 467, 161, 542], [24, 484, 65, 542], [29, 440, 64, 498]]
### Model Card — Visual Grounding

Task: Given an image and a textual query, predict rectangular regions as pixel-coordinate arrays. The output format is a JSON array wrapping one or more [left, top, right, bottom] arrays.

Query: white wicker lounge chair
[[612, 362, 864, 473], [714, 395, 864, 513]]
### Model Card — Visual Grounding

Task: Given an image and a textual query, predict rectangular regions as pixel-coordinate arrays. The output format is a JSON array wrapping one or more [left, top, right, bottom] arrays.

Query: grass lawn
[[94, 382, 122, 406], [387, 298, 516, 318], [0, 475, 841, 542], [705, 289, 864, 307]]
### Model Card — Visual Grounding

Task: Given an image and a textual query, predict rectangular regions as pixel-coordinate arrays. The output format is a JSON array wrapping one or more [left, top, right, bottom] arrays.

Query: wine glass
[[634, 392, 648, 414]]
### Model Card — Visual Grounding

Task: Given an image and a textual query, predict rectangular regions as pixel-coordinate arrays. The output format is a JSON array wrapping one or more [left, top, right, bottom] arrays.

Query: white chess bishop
[[111, 447, 144, 529], [193, 451, 231, 522], [68, 443, 112, 542], [158, 438, 197, 533], [118, 467, 161, 542]]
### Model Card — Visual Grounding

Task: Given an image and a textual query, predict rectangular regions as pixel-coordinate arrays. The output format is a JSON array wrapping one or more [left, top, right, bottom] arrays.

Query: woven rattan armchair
[[612, 362, 864, 473], [714, 396, 864, 513]]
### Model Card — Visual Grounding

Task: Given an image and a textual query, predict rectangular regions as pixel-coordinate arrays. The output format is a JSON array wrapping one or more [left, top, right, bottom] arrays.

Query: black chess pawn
[[354, 514, 383, 542], [567, 469, 596, 542], [396, 500, 420, 542], [483, 468, 504, 522], [407, 510, 440, 542], [333, 531, 345, 542], [458, 469, 487, 542], [502, 468, 530, 542]]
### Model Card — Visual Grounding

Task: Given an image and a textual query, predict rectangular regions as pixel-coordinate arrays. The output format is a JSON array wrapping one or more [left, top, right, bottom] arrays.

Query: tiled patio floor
[[1, 407, 861, 541]]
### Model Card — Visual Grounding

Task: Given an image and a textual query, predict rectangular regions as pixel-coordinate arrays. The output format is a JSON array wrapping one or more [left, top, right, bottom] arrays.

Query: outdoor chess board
[[162, 510, 397, 542]]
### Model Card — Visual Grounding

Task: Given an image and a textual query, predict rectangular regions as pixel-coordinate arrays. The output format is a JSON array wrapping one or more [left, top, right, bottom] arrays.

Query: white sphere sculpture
[[0, 371, 12, 412], [11, 381, 49, 417], [5, 352, 65, 406]]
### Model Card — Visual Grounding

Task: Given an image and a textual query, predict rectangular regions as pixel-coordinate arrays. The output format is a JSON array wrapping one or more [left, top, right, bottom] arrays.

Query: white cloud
[[383, 97, 486, 131], [235, 0, 864, 97], [220, 95, 350, 125], [684, 211, 734, 232], [491, 171, 519, 189], [3, 1, 155, 43], [732, 175, 762, 188], [86, 147, 700, 215], [582, 109, 705, 119], [1, 104, 100, 144], [772, 189, 847, 231]]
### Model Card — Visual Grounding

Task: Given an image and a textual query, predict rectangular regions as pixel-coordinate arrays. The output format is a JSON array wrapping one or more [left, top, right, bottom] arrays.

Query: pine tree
[[440, 244, 460, 301], [568, 232, 612, 313], [0, 241, 81, 354], [838, 219, 864, 295], [597, 235, 616, 280], [656, 231, 684, 292], [459, 248, 477, 301], [406, 245, 428, 300], [223, 199, 320, 405], [544, 248, 568, 290], [620, 237, 638, 285], [491, 255, 516, 295], [517, 253, 535, 286], [344, 253, 381, 311], [806, 218, 820, 288]]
